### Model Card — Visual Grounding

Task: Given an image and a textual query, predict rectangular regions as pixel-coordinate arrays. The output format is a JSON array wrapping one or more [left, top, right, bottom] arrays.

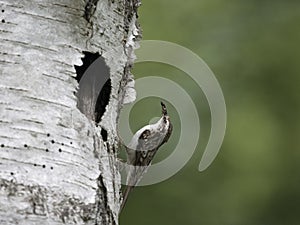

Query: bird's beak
[[161, 101, 168, 116]]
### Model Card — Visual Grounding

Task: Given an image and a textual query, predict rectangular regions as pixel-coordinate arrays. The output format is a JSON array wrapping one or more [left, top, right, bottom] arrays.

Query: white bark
[[0, 0, 140, 224]]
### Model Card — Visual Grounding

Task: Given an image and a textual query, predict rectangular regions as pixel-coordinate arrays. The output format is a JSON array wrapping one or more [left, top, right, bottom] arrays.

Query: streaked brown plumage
[[120, 102, 172, 212]]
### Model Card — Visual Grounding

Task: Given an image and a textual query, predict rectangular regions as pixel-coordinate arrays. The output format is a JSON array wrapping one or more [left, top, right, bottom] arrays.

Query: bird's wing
[[125, 128, 162, 186]]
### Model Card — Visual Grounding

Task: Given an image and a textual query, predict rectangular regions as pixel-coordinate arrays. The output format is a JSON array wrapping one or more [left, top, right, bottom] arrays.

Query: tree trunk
[[0, 0, 140, 224]]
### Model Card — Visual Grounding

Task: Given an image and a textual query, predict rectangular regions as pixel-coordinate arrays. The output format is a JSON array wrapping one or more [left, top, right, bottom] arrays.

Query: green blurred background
[[120, 0, 300, 224]]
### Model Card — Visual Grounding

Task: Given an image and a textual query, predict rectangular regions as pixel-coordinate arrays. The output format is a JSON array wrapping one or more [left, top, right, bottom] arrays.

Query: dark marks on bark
[[84, 0, 99, 22], [0, 178, 96, 223], [95, 174, 116, 225]]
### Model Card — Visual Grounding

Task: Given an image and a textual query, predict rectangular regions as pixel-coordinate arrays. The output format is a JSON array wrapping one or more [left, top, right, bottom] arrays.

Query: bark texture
[[0, 0, 140, 224]]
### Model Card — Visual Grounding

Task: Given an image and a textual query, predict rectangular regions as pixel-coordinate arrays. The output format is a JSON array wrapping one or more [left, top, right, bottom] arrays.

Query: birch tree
[[0, 0, 140, 224]]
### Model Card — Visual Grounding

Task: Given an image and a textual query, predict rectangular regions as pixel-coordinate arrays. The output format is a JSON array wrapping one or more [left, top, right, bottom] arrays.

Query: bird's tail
[[120, 185, 134, 212]]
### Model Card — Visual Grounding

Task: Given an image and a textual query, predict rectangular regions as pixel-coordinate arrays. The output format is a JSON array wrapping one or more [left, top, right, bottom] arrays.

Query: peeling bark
[[0, 0, 140, 224]]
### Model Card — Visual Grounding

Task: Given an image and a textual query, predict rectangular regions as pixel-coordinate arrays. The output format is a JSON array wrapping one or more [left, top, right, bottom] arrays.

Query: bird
[[120, 101, 173, 212]]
